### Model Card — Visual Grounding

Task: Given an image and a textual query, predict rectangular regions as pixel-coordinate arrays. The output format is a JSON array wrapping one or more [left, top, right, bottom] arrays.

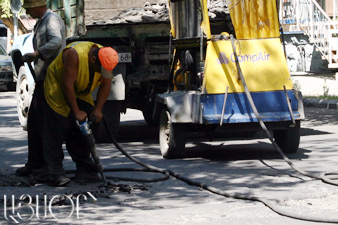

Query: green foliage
[[0, 0, 24, 18], [0, 0, 12, 18], [292, 79, 302, 92], [323, 80, 329, 97]]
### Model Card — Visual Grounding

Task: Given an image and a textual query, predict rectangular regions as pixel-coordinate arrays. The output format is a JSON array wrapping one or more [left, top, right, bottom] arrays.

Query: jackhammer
[[76, 118, 107, 185]]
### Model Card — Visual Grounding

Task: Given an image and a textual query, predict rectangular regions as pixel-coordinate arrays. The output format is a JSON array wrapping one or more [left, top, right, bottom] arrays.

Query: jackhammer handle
[[94, 163, 104, 173], [27, 62, 36, 82], [91, 148, 106, 182], [91, 148, 102, 164]]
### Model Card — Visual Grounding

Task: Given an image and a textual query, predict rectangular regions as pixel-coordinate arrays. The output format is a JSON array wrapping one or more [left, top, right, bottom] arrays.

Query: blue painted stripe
[[201, 91, 301, 124]]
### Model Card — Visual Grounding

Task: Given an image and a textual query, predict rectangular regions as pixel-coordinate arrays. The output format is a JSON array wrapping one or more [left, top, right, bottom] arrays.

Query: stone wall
[[83, 0, 225, 25], [84, 0, 166, 25]]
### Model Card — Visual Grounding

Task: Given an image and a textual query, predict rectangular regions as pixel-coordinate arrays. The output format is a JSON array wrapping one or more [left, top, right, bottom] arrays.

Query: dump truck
[[10, 0, 173, 140], [10, 0, 304, 156], [11, 0, 231, 141]]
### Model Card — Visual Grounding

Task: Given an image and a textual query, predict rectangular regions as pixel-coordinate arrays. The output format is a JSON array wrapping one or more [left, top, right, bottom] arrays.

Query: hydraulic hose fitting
[[76, 119, 92, 135]]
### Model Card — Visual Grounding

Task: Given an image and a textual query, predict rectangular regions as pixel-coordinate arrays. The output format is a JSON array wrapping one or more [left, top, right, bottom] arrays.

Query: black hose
[[229, 35, 338, 186], [102, 115, 338, 223], [229, 35, 316, 179], [27, 63, 36, 82], [67, 167, 169, 183], [87, 34, 338, 223], [229, 35, 338, 223], [102, 117, 170, 183], [96, 36, 338, 223]]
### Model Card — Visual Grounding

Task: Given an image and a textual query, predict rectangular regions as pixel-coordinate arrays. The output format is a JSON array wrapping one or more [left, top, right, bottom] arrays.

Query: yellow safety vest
[[44, 41, 103, 117]]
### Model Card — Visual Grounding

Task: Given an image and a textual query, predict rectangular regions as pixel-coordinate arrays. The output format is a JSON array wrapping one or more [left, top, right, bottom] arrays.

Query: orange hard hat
[[98, 47, 119, 71]]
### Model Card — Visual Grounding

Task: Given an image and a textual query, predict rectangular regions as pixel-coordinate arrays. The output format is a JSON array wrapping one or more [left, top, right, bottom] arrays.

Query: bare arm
[[91, 76, 112, 123], [62, 48, 87, 121]]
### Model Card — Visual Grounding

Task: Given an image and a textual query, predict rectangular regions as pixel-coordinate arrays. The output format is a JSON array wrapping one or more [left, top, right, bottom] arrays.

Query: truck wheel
[[274, 120, 300, 154], [142, 103, 159, 127], [159, 109, 186, 159], [16, 66, 31, 130]]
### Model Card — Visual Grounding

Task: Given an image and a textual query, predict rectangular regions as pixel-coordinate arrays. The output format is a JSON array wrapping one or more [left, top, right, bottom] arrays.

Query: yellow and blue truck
[[155, 0, 304, 158]]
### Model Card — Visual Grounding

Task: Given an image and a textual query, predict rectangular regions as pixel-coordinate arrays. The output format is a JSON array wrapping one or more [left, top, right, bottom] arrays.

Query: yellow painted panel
[[203, 38, 293, 94], [168, 0, 176, 37], [201, 0, 211, 39], [228, 0, 280, 39]]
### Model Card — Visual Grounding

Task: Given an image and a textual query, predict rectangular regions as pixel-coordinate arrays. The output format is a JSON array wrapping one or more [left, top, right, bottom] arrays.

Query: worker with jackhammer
[[42, 41, 118, 186], [16, 0, 66, 177]]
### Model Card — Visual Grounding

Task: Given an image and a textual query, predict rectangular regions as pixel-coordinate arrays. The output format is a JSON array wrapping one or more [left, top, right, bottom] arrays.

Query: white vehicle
[[10, 33, 35, 129]]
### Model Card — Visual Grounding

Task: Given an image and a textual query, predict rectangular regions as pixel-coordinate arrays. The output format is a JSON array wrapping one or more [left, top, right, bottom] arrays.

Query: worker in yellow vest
[[43, 41, 118, 186]]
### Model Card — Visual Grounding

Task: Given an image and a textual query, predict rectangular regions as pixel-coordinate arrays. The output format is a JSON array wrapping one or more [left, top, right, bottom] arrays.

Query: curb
[[303, 98, 338, 109]]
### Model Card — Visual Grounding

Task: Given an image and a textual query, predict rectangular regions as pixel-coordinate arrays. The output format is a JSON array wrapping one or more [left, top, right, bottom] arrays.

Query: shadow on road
[[182, 141, 311, 161], [304, 107, 338, 126], [112, 112, 330, 165]]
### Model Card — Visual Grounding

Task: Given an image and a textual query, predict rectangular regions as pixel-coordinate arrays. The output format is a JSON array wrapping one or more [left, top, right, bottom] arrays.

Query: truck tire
[[16, 66, 31, 130], [274, 120, 300, 154], [142, 102, 159, 127], [93, 100, 121, 143], [159, 109, 186, 159]]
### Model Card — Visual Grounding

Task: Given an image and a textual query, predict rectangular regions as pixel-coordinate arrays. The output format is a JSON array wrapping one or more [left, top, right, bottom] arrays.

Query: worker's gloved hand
[[74, 110, 87, 123], [22, 51, 39, 63], [91, 109, 103, 123]]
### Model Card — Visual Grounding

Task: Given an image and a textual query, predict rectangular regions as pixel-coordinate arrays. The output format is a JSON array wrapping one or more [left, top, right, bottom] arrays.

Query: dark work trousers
[[26, 81, 45, 169], [42, 98, 97, 176]]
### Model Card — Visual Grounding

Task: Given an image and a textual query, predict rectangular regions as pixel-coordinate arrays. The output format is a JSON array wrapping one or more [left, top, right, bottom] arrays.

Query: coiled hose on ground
[[95, 35, 338, 223]]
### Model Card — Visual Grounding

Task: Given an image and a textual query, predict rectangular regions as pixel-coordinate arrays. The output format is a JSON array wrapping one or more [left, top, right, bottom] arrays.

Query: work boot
[[35, 173, 49, 183], [48, 174, 71, 187], [75, 170, 102, 183], [32, 167, 49, 183], [31, 167, 48, 176], [16, 164, 41, 177]]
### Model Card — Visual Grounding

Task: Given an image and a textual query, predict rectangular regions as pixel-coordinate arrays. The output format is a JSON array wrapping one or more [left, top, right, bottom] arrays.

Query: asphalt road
[[0, 88, 338, 224]]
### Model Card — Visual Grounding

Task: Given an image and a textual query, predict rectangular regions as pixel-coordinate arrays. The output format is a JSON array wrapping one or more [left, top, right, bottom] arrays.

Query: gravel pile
[[93, 0, 228, 25]]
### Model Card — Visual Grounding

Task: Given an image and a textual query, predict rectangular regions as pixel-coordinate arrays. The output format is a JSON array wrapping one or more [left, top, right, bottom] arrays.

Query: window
[[0, 27, 7, 37]]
